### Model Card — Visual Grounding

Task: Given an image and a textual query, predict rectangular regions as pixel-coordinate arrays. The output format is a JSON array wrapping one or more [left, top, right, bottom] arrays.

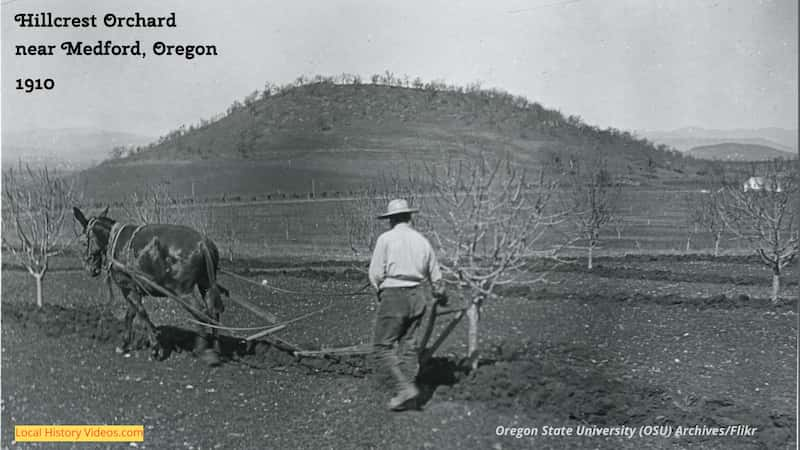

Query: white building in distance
[[743, 176, 783, 192]]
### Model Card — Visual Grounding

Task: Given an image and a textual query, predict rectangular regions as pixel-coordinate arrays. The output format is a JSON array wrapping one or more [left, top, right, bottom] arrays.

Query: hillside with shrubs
[[84, 73, 702, 200]]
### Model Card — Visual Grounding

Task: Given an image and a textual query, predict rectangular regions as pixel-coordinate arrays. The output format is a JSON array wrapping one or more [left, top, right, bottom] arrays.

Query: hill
[[79, 77, 701, 201], [687, 142, 796, 162], [2, 128, 153, 171], [642, 127, 798, 154]]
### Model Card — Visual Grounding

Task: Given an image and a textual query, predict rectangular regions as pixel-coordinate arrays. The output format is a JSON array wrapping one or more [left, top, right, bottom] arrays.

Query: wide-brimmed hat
[[377, 199, 419, 219]]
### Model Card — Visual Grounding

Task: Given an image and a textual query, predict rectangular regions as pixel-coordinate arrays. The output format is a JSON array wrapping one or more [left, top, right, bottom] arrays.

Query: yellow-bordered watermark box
[[15, 425, 144, 442]]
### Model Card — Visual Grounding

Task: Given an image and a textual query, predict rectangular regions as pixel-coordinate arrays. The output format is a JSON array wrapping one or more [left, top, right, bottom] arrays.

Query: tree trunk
[[587, 244, 594, 270], [772, 272, 780, 304], [466, 300, 480, 370], [33, 272, 44, 308]]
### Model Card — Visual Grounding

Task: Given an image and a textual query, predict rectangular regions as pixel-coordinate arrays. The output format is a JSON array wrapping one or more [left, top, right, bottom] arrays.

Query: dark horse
[[73, 207, 227, 366]]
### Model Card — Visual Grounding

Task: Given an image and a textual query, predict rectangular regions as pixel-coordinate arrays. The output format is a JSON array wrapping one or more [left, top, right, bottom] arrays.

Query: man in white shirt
[[369, 199, 447, 411]]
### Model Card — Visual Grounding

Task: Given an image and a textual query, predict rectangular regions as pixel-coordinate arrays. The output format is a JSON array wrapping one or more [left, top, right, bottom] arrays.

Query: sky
[[1, 0, 797, 137]]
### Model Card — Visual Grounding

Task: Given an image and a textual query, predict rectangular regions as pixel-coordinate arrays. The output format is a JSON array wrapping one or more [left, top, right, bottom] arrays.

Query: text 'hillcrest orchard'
[[13, 12, 177, 28]]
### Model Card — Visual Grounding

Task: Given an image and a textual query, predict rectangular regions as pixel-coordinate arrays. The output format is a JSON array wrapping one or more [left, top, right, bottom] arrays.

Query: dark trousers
[[373, 285, 429, 391]]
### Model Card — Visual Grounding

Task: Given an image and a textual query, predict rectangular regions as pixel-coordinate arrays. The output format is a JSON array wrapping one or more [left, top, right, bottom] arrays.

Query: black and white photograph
[[1, 1, 798, 449]]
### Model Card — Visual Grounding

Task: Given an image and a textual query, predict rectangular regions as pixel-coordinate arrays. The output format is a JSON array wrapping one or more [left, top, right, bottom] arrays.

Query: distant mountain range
[[2, 128, 153, 171], [687, 142, 796, 162], [641, 127, 798, 157]]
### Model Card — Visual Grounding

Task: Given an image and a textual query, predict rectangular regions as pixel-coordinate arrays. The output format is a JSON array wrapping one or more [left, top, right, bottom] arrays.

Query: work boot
[[388, 384, 420, 411]]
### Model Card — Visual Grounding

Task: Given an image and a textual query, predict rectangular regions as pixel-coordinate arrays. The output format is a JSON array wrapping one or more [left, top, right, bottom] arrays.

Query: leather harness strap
[[104, 222, 144, 276], [124, 224, 145, 265], [104, 222, 125, 275]]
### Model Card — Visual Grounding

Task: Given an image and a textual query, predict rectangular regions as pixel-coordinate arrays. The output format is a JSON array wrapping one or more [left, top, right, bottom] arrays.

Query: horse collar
[[104, 222, 145, 276], [125, 225, 145, 263], [105, 222, 125, 274], [86, 217, 98, 235]]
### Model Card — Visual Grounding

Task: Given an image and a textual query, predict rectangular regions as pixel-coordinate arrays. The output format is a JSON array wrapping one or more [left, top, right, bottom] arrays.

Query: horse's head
[[73, 206, 114, 277]]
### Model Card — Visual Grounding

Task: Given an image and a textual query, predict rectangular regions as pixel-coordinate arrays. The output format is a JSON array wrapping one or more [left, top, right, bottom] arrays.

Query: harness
[[90, 220, 144, 277], [82, 217, 361, 344], [103, 222, 150, 302]]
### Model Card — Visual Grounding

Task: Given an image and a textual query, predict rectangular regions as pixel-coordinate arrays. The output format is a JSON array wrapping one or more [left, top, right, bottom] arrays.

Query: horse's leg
[[188, 291, 220, 367], [119, 297, 137, 354], [199, 286, 223, 355], [126, 289, 163, 360]]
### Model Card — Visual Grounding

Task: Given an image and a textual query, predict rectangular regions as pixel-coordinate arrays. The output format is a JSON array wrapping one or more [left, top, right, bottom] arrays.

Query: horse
[[73, 206, 228, 366]]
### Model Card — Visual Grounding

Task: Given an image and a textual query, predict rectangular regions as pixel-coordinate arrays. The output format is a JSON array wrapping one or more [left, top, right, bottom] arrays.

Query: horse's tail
[[200, 239, 225, 315]]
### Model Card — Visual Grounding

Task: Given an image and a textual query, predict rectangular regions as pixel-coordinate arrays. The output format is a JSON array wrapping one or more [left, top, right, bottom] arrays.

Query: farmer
[[369, 199, 447, 411]]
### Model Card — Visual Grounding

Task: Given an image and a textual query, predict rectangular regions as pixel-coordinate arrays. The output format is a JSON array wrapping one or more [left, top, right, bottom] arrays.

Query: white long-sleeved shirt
[[368, 222, 442, 290]]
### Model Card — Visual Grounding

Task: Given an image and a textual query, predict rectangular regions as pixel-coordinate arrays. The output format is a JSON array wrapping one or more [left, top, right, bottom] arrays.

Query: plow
[[109, 256, 468, 363]]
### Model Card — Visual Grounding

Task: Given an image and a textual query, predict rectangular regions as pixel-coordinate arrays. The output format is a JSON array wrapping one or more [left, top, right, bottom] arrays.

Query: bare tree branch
[[717, 158, 799, 302], [424, 152, 567, 298], [561, 157, 621, 268], [2, 164, 76, 307]]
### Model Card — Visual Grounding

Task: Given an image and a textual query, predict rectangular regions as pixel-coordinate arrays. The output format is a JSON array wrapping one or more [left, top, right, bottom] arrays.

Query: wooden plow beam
[[107, 261, 466, 360], [244, 324, 288, 341], [419, 303, 468, 366], [294, 343, 374, 357], [292, 304, 469, 359]]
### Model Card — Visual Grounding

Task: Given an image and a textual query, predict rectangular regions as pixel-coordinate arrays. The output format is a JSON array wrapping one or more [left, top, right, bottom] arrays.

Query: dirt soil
[[1, 255, 797, 449]]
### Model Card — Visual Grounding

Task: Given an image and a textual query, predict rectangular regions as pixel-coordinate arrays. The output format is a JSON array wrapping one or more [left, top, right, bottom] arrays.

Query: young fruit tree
[[421, 155, 566, 368], [688, 188, 726, 257], [564, 159, 620, 269], [610, 213, 627, 241], [2, 165, 76, 307], [717, 159, 798, 302], [683, 192, 699, 253]]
